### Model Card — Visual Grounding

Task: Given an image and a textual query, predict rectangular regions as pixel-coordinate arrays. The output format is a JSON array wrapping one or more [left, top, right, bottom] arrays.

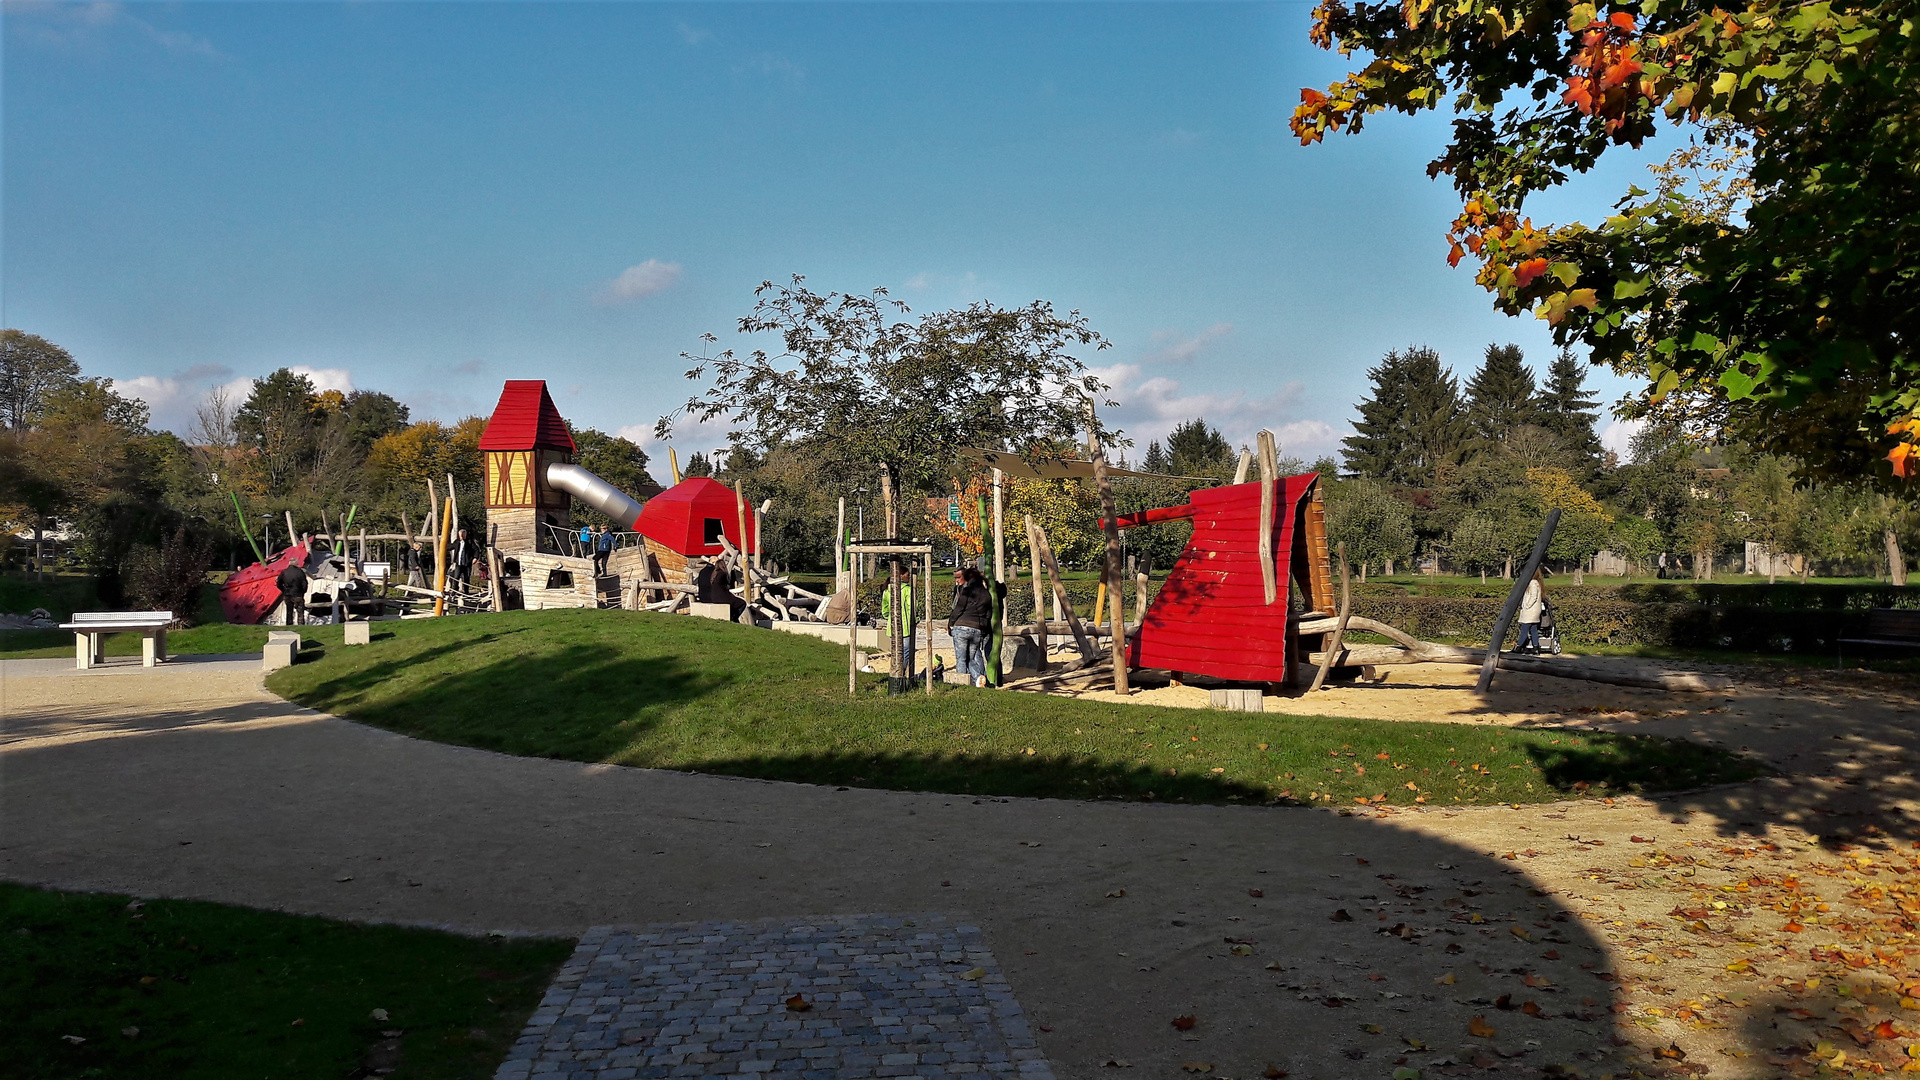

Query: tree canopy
[[1294, 0, 1920, 480], [659, 276, 1115, 496], [1342, 345, 1471, 484]]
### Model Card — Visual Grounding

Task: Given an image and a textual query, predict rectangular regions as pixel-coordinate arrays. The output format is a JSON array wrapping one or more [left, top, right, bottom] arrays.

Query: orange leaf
[[1172, 1015, 1198, 1031], [1468, 1016, 1496, 1038]]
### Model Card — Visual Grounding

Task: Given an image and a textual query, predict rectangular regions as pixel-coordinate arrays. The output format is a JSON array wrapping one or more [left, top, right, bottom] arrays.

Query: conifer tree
[[1464, 343, 1537, 446], [1343, 346, 1469, 487], [1165, 419, 1233, 475], [1142, 440, 1168, 474], [1535, 348, 1605, 470]]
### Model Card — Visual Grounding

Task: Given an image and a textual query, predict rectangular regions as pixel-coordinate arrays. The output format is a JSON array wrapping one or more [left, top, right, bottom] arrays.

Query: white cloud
[[289, 365, 354, 395], [675, 19, 713, 45], [595, 259, 683, 305], [10, 1, 222, 58], [618, 412, 735, 480], [1601, 417, 1645, 460], [1144, 323, 1233, 365], [1088, 362, 1342, 463], [903, 272, 933, 293]]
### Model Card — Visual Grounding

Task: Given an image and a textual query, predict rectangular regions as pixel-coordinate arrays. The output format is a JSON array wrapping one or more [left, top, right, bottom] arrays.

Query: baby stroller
[[1537, 595, 1564, 655]]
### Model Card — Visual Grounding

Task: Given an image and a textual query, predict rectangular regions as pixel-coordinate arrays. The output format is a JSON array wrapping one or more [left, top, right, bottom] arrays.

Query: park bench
[[1840, 608, 1920, 657], [59, 611, 174, 670]]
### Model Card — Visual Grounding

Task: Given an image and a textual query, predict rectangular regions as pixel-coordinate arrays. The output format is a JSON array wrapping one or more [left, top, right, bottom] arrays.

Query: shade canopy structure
[[634, 477, 758, 558]]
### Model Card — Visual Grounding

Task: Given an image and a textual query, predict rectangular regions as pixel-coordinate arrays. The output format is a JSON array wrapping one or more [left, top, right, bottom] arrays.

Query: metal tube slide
[[545, 462, 646, 530]]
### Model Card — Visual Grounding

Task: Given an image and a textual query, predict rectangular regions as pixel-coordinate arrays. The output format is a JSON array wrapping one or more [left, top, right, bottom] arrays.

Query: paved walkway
[[504, 914, 1043, 1080], [5, 656, 1919, 1078]]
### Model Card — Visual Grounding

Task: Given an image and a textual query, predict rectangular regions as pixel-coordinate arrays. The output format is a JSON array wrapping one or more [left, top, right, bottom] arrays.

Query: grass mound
[[267, 609, 1766, 807], [1, 883, 567, 1080]]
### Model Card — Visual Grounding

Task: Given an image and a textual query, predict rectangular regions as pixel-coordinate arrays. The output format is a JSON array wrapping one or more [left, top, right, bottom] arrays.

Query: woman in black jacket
[[948, 566, 993, 687]]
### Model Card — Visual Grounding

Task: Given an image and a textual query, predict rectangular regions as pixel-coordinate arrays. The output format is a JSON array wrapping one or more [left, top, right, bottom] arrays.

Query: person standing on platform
[[405, 541, 427, 588], [593, 524, 614, 577], [448, 528, 476, 592]]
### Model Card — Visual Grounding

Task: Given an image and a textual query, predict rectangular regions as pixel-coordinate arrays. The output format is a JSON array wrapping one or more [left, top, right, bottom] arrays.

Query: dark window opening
[[703, 518, 726, 545]]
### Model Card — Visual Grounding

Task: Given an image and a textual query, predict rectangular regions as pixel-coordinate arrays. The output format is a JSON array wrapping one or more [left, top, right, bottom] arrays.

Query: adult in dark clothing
[[948, 566, 993, 688], [276, 559, 309, 626], [448, 529, 476, 590], [404, 542, 428, 588]]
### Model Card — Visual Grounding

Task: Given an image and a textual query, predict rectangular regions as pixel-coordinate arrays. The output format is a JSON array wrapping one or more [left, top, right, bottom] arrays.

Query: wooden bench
[[59, 611, 174, 670], [1840, 608, 1920, 655]]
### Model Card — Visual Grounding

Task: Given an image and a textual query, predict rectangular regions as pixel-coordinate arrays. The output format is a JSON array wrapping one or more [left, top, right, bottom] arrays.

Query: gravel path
[[5, 654, 1916, 1077]]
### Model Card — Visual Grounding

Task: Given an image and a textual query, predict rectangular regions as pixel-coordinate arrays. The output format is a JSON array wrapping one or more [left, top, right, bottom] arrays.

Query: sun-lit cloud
[[595, 259, 684, 305], [1088, 362, 1341, 463], [289, 365, 354, 395], [1601, 417, 1645, 460]]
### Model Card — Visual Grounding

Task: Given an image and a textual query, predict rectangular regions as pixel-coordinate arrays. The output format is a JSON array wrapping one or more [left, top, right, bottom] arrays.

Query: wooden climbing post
[[1476, 509, 1561, 694]]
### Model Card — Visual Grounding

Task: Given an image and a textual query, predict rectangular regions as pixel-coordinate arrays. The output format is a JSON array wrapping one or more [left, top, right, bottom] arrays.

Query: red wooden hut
[[1114, 475, 1321, 684], [633, 477, 758, 573]]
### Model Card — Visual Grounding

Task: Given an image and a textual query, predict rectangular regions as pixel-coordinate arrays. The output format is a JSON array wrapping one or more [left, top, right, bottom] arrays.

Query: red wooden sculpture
[[1114, 475, 1319, 684]]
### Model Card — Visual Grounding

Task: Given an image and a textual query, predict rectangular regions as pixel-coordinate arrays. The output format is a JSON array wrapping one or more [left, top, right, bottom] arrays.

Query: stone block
[[343, 620, 371, 646], [1207, 687, 1264, 712], [263, 630, 300, 672], [690, 602, 734, 621]]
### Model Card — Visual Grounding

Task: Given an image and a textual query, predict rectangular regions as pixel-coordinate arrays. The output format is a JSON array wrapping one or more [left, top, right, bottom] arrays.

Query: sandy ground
[[5, 652, 1920, 1078]]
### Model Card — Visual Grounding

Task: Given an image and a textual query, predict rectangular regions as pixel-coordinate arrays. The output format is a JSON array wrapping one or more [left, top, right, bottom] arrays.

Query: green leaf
[[1651, 368, 1680, 401], [1712, 72, 1739, 96], [1613, 276, 1652, 300], [1549, 262, 1579, 287], [1718, 367, 1759, 400]]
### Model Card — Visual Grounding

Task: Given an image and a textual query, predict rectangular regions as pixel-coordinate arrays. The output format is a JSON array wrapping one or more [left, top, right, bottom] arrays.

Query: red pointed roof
[[479, 380, 576, 452]]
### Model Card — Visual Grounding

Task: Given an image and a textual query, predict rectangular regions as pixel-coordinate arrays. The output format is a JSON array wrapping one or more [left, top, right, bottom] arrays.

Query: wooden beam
[[1307, 541, 1352, 693], [1026, 516, 1097, 664], [1256, 430, 1278, 607], [1233, 450, 1251, 485], [1089, 424, 1129, 695], [1476, 509, 1561, 694]]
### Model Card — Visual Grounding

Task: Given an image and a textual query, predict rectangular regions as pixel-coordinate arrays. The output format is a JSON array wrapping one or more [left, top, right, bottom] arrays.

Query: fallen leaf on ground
[[1247, 888, 1264, 898], [1102, 1060, 1132, 1069], [959, 967, 986, 980], [1468, 1016, 1496, 1039], [1105, 889, 1127, 898], [1181, 1064, 1212, 1074], [1330, 909, 1353, 922], [785, 994, 811, 1012], [1435, 973, 1457, 985], [60, 1035, 85, 1045], [1262, 1068, 1289, 1079], [370, 1009, 389, 1021], [120, 1027, 138, 1038], [1653, 1043, 1687, 1060], [1171, 1015, 1198, 1031]]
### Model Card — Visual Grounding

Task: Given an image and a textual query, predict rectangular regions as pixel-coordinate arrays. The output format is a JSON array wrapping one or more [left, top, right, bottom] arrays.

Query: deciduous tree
[[1294, 0, 1920, 480]]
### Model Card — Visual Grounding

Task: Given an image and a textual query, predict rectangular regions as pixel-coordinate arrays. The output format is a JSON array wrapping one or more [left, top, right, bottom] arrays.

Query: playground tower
[[479, 380, 575, 554]]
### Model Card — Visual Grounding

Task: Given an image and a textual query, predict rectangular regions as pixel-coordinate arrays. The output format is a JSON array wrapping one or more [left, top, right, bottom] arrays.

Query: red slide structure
[[1114, 475, 1319, 684]]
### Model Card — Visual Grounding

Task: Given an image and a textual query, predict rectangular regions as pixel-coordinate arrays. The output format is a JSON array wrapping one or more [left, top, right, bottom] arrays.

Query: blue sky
[[5, 1, 1661, 464]]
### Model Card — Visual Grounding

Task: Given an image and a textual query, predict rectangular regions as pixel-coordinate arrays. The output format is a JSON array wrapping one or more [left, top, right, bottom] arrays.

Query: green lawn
[[268, 608, 1765, 807], [0, 883, 568, 1080]]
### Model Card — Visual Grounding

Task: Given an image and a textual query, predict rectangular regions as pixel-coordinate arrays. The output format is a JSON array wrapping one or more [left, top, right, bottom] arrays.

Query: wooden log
[[1256, 430, 1278, 607], [1303, 486, 1336, 615], [1307, 540, 1353, 693], [1303, 639, 1732, 692], [433, 496, 453, 617], [1026, 515, 1048, 670], [1026, 517, 1096, 664], [734, 481, 752, 607], [1135, 571, 1150, 625], [487, 523, 506, 613], [923, 551, 934, 695], [1232, 450, 1251, 485], [1477, 509, 1561, 694], [1090, 425, 1130, 695]]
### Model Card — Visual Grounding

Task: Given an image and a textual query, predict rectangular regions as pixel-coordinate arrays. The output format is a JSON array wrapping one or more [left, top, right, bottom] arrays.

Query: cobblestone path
[[497, 913, 1050, 1080]]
